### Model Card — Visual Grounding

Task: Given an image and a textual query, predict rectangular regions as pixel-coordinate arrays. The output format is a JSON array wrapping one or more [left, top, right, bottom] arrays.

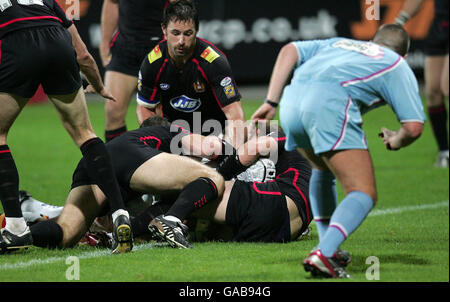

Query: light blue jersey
[[280, 37, 426, 153]]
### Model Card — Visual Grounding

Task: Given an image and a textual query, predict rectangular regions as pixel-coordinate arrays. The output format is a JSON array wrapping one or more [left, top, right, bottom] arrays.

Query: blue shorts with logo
[[279, 82, 368, 154]]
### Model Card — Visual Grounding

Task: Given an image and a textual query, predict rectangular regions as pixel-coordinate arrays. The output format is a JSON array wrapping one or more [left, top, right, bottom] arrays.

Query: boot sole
[[111, 224, 132, 254]]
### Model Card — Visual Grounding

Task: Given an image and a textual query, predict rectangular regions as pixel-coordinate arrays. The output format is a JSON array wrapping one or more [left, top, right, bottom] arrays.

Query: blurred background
[[31, 0, 435, 102]]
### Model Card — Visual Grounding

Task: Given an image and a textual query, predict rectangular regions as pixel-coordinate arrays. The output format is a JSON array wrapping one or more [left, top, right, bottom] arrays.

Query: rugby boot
[[303, 248, 351, 278], [0, 226, 33, 254], [148, 215, 193, 249], [111, 214, 133, 254]]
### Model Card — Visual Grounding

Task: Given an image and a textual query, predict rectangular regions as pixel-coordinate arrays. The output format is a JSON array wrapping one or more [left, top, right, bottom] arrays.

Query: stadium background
[[30, 0, 434, 103]]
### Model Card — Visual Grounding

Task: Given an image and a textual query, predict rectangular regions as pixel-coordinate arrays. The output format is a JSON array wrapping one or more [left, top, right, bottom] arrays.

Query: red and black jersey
[[137, 38, 241, 135], [116, 0, 169, 43], [0, 0, 72, 39]]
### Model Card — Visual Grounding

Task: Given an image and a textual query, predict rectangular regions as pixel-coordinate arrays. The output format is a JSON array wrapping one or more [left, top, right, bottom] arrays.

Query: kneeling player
[[5, 117, 225, 253]]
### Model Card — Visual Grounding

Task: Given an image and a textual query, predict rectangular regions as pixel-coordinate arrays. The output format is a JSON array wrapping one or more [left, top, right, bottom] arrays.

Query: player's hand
[[378, 127, 400, 151], [84, 85, 117, 102], [251, 103, 277, 121]]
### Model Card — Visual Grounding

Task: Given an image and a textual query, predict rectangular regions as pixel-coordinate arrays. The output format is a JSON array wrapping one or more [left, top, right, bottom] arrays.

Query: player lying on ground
[[0, 116, 225, 253]]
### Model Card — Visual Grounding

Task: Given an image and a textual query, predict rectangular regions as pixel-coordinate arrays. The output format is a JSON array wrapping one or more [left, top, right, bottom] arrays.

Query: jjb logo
[[170, 95, 201, 112]]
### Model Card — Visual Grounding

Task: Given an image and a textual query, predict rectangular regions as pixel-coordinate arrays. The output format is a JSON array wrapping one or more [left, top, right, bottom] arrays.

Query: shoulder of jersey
[[199, 43, 222, 64], [147, 43, 165, 64]]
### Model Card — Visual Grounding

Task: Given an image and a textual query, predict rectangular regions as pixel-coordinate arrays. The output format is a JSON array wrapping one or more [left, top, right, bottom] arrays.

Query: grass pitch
[[0, 96, 448, 284]]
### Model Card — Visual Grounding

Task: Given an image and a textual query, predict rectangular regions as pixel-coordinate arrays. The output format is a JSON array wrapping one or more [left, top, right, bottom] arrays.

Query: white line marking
[[0, 242, 167, 271], [0, 201, 448, 271], [368, 201, 448, 217]]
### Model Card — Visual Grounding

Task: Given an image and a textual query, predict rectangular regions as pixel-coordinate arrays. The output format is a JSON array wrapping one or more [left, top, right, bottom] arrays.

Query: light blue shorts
[[279, 82, 368, 154]]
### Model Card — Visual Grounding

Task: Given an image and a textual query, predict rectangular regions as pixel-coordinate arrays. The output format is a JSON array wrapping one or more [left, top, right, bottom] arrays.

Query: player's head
[[373, 24, 410, 57], [162, 0, 199, 61], [140, 116, 172, 128]]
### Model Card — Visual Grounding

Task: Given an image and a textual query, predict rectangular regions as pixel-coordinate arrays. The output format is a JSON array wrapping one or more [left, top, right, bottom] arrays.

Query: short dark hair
[[140, 116, 171, 128], [162, 0, 199, 31], [373, 24, 411, 56]]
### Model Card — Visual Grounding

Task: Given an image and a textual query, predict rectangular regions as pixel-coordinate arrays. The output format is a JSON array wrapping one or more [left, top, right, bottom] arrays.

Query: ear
[[161, 25, 167, 39]]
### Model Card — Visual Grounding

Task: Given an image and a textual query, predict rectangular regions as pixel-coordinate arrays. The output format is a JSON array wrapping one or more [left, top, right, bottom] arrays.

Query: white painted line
[[0, 242, 167, 271], [368, 201, 448, 217]]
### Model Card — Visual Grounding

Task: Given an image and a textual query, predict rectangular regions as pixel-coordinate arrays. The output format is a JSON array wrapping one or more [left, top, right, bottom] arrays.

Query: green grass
[[0, 96, 448, 283]]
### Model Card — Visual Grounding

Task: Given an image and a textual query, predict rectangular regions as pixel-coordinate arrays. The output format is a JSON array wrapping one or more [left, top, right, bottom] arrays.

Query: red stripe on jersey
[[151, 58, 169, 101], [0, 149, 11, 154], [252, 181, 282, 196], [198, 38, 227, 58], [191, 58, 223, 109], [164, 0, 170, 9], [109, 30, 120, 48], [139, 136, 162, 149], [276, 168, 311, 223], [0, 16, 63, 29]]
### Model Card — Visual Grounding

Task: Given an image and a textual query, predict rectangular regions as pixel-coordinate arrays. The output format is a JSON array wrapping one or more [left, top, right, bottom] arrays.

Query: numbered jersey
[[0, 0, 72, 39]]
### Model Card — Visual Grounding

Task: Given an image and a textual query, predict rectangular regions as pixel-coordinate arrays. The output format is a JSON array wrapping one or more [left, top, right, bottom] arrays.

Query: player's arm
[[251, 43, 299, 121], [395, 0, 426, 26], [217, 135, 278, 180], [222, 101, 247, 149], [100, 0, 119, 67], [67, 24, 116, 102], [180, 134, 223, 159]]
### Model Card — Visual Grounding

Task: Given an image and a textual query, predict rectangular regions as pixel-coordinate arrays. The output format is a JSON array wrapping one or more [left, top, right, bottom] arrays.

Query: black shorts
[[71, 135, 163, 202], [106, 35, 161, 77], [225, 180, 292, 243], [424, 15, 449, 56], [0, 26, 82, 98]]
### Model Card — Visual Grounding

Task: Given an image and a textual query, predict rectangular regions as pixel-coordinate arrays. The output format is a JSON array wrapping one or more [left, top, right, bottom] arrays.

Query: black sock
[[166, 178, 218, 221], [0, 145, 22, 218], [428, 105, 449, 151], [131, 201, 172, 237], [30, 220, 63, 249], [80, 138, 125, 214], [105, 126, 127, 143]]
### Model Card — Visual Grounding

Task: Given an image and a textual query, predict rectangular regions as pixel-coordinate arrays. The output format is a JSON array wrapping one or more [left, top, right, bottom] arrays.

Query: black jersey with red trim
[[0, 0, 72, 39], [117, 0, 169, 43], [137, 38, 241, 135]]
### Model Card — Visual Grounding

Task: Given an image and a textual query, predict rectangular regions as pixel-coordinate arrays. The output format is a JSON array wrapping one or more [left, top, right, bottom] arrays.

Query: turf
[[0, 96, 448, 283]]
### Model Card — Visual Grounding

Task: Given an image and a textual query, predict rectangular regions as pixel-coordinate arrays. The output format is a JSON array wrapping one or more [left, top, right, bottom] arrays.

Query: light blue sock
[[309, 169, 338, 240], [319, 191, 374, 258]]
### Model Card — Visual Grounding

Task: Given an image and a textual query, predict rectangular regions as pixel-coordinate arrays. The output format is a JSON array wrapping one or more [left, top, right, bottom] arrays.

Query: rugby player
[[136, 0, 247, 147], [252, 24, 425, 278], [3, 116, 225, 253], [0, 0, 132, 254]]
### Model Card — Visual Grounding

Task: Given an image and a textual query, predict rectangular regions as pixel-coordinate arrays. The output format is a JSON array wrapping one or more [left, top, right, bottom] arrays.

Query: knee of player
[[425, 85, 444, 102], [204, 169, 225, 196]]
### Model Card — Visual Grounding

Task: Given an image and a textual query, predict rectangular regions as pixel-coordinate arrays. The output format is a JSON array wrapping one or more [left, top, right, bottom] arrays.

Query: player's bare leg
[[48, 87, 132, 253], [425, 55, 449, 167], [104, 71, 139, 141], [0, 93, 33, 253], [57, 185, 106, 247]]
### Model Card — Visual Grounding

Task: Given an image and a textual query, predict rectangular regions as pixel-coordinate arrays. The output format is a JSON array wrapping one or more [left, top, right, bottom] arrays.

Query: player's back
[[291, 37, 413, 109], [0, 0, 71, 39]]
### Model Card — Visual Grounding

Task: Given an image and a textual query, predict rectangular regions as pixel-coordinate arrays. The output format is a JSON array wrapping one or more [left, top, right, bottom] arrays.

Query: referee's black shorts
[[0, 25, 82, 98]]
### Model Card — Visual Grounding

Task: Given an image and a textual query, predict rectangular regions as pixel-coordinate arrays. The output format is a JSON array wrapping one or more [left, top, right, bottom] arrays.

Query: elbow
[[404, 122, 424, 140]]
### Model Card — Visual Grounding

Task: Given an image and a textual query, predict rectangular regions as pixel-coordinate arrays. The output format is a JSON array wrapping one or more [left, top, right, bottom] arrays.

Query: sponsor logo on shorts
[[170, 95, 202, 112]]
